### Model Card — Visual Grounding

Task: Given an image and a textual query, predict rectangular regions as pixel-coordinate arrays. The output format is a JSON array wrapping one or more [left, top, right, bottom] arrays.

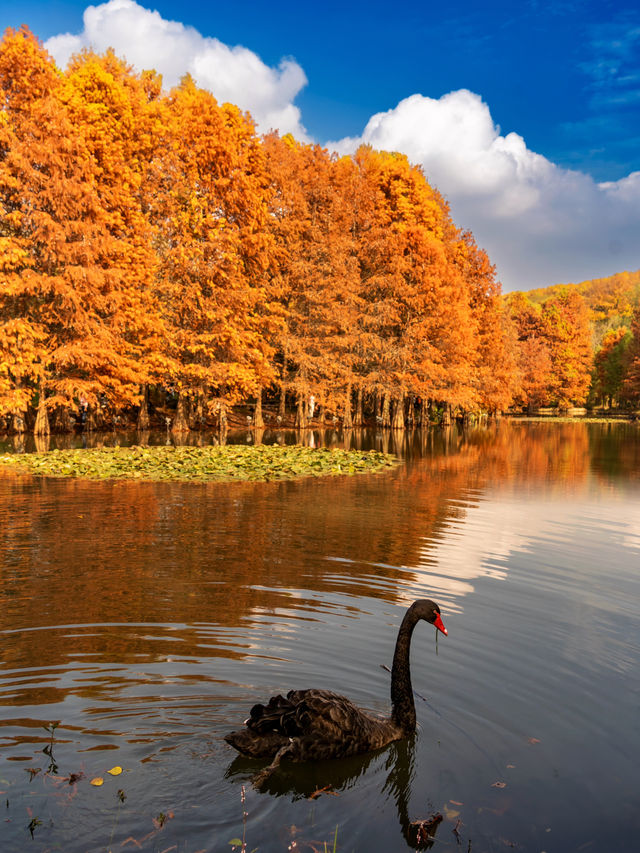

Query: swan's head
[[412, 599, 448, 636]]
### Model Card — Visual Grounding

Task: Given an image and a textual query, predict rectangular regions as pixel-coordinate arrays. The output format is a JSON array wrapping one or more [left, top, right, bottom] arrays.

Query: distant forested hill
[[506, 269, 640, 409], [513, 269, 640, 346]]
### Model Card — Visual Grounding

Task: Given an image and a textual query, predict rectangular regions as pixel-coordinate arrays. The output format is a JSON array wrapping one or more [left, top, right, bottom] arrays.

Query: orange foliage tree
[[506, 293, 554, 410], [507, 290, 593, 409], [0, 28, 155, 434], [263, 134, 361, 427], [153, 77, 279, 430], [460, 232, 517, 415], [62, 49, 170, 428], [592, 326, 631, 407], [349, 147, 483, 427], [1, 29, 528, 434], [622, 307, 640, 404], [541, 290, 593, 407]]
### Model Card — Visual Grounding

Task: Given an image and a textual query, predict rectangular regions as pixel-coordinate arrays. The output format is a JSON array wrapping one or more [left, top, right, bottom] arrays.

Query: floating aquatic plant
[[0, 444, 398, 483]]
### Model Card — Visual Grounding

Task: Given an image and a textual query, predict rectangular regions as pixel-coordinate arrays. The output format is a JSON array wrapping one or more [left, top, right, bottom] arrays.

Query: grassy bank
[[508, 415, 638, 424], [0, 443, 398, 482]]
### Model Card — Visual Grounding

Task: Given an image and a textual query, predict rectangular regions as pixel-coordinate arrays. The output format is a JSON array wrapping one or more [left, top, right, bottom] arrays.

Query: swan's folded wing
[[291, 690, 395, 753], [226, 687, 398, 763]]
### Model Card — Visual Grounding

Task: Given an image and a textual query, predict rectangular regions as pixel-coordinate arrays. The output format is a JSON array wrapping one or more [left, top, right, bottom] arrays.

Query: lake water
[[1, 421, 639, 852]]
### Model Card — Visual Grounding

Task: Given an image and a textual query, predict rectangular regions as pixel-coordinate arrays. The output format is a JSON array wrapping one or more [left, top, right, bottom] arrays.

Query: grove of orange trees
[[509, 270, 640, 410], [1, 28, 638, 435]]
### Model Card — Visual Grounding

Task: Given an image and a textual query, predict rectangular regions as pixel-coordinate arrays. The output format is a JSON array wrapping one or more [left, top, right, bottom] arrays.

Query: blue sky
[[3, 0, 640, 291]]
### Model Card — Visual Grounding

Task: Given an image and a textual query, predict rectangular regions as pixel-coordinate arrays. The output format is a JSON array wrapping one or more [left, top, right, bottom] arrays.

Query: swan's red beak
[[434, 613, 447, 636]]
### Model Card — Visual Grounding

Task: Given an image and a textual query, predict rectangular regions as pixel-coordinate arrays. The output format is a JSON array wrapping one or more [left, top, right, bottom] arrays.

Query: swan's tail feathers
[[245, 693, 302, 736], [224, 728, 288, 759]]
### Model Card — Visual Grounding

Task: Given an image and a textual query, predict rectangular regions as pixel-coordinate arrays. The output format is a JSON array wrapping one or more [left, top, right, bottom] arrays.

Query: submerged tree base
[[0, 444, 398, 482]]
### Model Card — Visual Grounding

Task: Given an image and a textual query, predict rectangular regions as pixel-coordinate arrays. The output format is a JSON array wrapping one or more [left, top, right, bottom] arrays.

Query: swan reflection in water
[[226, 734, 442, 850]]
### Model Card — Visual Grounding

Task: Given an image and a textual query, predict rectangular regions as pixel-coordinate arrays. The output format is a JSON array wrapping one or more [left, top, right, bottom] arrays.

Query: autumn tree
[[0, 28, 160, 434], [461, 232, 517, 414], [0, 28, 58, 429], [62, 49, 170, 428], [622, 307, 640, 404], [541, 290, 593, 407], [154, 77, 278, 431], [350, 147, 480, 427], [0, 28, 175, 431], [506, 293, 554, 410], [592, 326, 631, 407], [263, 134, 361, 426], [0, 32, 526, 435]]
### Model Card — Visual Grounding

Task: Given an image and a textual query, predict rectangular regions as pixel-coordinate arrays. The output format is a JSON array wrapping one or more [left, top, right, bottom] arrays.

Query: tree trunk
[[34, 399, 50, 435], [190, 389, 207, 428], [254, 388, 264, 428], [137, 385, 150, 430], [295, 393, 307, 428], [343, 383, 353, 429], [218, 400, 228, 434], [51, 407, 74, 433], [441, 403, 451, 426], [354, 386, 363, 427], [279, 354, 288, 419], [34, 381, 50, 436], [406, 395, 414, 427], [172, 392, 190, 433], [12, 409, 26, 434], [381, 393, 391, 428], [85, 408, 97, 432], [391, 395, 405, 430]]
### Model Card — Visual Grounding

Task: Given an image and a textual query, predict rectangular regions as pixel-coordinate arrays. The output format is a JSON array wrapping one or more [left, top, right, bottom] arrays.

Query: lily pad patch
[[0, 443, 398, 483]]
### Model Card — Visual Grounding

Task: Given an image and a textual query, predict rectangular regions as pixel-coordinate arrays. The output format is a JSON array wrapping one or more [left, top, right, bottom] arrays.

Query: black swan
[[224, 599, 447, 784]]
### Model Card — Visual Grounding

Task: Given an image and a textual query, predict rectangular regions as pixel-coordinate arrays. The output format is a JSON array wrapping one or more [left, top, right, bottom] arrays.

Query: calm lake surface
[[1, 421, 639, 853]]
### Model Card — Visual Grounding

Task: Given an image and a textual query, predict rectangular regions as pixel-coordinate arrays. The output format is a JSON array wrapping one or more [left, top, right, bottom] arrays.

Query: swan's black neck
[[390, 605, 420, 733]]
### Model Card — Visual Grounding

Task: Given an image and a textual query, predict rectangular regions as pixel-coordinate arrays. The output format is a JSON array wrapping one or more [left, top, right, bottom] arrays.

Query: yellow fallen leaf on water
[[107, 766, 122, 776], [90, 777, 104, 786]]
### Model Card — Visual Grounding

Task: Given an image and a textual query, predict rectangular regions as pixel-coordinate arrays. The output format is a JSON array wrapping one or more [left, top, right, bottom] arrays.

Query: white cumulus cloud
[[328, 90, 640, 290], [45, 0, 309, 139]]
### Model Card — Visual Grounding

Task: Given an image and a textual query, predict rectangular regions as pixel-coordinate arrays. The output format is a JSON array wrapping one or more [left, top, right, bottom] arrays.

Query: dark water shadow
[[225, 734, 441, 849]]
